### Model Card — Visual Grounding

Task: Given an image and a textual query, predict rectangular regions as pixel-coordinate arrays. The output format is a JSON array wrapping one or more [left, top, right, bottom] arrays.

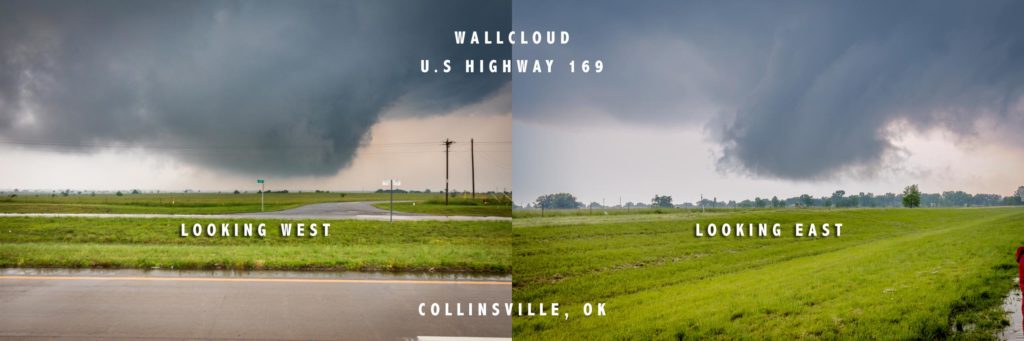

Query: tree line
[[526, 186, 1024, 209]]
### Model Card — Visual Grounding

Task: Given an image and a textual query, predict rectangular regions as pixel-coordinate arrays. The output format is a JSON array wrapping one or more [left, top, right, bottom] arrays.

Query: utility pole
[[382, 179, 400, 223], [471, 138, 475, 199], [389, 179, 393, 223], [443, 138, 454, 206]]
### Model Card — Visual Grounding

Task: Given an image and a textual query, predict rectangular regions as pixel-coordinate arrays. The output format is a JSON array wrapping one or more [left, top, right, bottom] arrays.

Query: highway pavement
[[0, 270, 511, 340]]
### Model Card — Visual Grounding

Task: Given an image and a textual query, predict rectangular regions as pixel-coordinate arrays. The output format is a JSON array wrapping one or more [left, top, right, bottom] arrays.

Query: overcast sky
[[0, 0, 511, 192], [513, 0, 1024, 205], [4, 1, 1023, 200]]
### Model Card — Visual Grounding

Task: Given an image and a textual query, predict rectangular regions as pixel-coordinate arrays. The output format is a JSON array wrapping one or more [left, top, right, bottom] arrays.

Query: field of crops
[[0, 217, 510, 273], [512, 207, 1024, 339]]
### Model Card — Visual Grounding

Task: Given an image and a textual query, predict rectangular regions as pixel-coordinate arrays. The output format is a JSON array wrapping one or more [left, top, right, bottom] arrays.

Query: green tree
[[535, 193, 582, 209], [652, 195, 673, 208], [902, 184, 921, 208], [830, 190, 845, 207], [799, 194, 813, 207]]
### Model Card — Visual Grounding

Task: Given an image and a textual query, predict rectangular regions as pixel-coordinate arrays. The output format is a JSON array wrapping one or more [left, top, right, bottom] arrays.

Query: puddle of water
[[0, 267, 509, 282], [1003, 281, 1023, 341]]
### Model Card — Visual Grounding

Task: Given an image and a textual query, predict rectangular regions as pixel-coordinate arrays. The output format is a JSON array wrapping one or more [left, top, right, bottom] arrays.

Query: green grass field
[[0, 217, 510, 273], [373, 197, 512, 217], [513, 207, 712, 218], [0, 192, 510, 216], [512, 207, 1023, 339]]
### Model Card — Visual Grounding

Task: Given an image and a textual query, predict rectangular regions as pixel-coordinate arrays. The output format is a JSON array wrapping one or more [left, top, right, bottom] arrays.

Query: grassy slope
[[0, 217, 510, 273], [512, 207, 1024, 339], [0, 192, 443, 214]]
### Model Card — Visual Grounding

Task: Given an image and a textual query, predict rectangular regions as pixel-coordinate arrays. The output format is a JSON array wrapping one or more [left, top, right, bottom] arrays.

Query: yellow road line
[[0, 275, 511, 286]]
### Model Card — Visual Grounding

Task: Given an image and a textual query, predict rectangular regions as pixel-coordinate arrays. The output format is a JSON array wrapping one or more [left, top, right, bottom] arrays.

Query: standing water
[[1003, 280, 1023, 340]]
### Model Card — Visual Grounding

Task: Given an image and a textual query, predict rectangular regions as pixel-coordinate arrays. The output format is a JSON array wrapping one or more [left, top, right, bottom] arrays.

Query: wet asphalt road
[[0, 270, 511, 340]]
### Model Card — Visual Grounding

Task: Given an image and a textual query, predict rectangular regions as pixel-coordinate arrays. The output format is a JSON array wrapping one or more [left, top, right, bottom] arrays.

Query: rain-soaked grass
[[512, 207, 1024, 339], [0, 217, 510, 273], [0, 192, 442, 214]]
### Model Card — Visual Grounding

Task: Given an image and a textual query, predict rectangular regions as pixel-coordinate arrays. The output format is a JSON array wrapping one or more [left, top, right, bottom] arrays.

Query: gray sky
[[1, 90, 510, 192], [0, 0, 511, 192], [513, 0, 1024, 205]]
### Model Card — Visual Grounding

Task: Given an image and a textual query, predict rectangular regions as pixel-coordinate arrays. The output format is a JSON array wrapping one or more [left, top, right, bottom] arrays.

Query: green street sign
[[257, 179, 264, 184]]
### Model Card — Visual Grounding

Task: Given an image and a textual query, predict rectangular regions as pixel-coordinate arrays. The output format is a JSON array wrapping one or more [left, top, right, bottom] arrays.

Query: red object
[[1018, 246, 1024, 287], [1018, 246, 1024, 329]]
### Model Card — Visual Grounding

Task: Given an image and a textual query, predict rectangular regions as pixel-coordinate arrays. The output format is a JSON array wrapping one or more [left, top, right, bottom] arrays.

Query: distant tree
[[971, 193, 1001, 206], [588, 202, 602, 208], [902, 185, 921, 208], [131, 189, 141, 195], [233, 190, 240, 194], [859, 192, 874, 207], [941, 190, 972, 207], [535, 193, 582, 209], [771, 196, 780, 208], [1004, 195, 1023, 206], [799, 194, 813, 207], [652, 195, 673, 208], [116, 191, 124, 196]]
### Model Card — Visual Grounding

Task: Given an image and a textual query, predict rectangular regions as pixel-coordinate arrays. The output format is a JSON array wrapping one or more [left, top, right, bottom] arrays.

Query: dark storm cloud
[[0, 0, 509, 176], [514, 0, 1024, 180]]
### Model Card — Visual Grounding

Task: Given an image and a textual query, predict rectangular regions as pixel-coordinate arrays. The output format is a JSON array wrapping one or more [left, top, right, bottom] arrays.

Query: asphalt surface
[[0, 201, 510, 221], [0, 270, 512, 340]]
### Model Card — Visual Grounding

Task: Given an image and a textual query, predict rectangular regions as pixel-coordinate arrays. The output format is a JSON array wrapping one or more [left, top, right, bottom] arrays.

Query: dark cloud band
[[0, 0, 510, 176], [514, 0, 1024, 180]]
